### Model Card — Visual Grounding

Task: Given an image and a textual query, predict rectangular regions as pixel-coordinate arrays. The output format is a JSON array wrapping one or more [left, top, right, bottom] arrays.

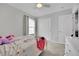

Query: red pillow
[[36, 37, 46, 50]]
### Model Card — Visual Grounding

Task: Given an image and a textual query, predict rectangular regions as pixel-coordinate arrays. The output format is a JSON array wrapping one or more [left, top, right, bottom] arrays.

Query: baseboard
[[47, 40, 65, 45]]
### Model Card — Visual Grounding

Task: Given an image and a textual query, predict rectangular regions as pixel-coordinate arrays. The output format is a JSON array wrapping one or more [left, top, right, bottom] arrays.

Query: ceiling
[[8, 3, 78, 18]]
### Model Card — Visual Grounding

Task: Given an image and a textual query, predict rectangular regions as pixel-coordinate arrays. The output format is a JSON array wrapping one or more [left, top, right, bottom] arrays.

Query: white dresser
[[65, 37, 79, 56]]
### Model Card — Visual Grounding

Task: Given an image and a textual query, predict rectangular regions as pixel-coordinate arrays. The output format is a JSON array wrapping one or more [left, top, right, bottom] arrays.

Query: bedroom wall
[[37, 9, 72, 44], [37, 17, 51, 40], [0, 4, 25, 36]]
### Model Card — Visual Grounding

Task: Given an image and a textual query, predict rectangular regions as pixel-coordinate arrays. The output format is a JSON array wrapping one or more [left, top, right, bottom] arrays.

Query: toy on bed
[[0, 35, 15, 45]]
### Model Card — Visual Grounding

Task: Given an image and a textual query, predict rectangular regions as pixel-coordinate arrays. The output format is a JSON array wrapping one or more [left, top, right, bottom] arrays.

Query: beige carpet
[[39, 50, 57, 56], [39, 41, 65, 56]]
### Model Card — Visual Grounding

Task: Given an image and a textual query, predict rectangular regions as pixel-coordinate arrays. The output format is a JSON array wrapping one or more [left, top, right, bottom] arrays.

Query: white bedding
[[0, 36, 42, 56]]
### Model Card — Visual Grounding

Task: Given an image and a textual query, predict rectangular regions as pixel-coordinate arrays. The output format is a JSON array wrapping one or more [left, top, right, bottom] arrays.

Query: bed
[[0, 35, 42, 56]]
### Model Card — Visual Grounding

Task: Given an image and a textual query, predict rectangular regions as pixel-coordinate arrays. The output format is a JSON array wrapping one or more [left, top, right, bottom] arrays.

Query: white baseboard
[[47, 40, 65, 45]]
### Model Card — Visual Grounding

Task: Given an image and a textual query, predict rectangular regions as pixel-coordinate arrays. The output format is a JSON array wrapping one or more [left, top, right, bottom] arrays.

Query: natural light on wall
[[29, 18, 35, 35]]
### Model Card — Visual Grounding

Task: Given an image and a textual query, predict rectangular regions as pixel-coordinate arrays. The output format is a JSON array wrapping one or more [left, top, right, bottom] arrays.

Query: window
[[28, 18, 35, 35]]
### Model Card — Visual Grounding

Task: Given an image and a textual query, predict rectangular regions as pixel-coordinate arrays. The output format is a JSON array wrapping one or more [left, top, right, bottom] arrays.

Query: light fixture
[[36, 3, 43, 8]]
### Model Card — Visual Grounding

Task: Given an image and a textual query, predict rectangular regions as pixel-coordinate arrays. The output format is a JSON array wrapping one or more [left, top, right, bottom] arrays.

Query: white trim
[[48, 40, 65, 45]]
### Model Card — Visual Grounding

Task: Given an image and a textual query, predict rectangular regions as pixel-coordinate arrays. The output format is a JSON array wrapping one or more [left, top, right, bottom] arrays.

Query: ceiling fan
[[35, 3, 50, 8]]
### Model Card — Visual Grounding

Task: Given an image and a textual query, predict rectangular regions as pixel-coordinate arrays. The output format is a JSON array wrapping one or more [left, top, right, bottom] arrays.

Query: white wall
[[58, 14, 72, 44], [37, 17, 51, 40], [0, 4, 25, 36], [38, 9, 72, 44]]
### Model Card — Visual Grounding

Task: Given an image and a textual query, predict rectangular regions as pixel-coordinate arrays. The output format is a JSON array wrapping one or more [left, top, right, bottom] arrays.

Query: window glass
[[29, 18, 35, 35]]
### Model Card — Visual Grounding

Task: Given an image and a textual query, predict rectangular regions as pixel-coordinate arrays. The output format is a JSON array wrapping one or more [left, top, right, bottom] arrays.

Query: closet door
[[58, 14, 72, 44]]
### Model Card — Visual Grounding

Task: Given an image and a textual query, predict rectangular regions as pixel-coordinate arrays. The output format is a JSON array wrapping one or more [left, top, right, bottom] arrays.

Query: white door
[[58, 14, 72, 44]]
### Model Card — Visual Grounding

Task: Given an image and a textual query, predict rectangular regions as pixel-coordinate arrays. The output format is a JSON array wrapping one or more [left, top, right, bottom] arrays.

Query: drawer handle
[[69, 50, 71, 52], [65, 52, 68, 54]]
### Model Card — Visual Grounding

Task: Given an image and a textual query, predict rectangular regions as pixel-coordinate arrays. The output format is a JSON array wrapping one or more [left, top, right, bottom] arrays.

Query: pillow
[[6, 35, 15, 41], [0, 35, 15, 45]]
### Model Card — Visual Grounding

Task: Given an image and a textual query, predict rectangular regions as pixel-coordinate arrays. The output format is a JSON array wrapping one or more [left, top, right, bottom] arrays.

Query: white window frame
[[28, 17, 36, 35]]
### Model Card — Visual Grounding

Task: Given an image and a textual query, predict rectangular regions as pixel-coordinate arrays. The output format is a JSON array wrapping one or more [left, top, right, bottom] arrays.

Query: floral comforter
[[0, 36, 41, 56]]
